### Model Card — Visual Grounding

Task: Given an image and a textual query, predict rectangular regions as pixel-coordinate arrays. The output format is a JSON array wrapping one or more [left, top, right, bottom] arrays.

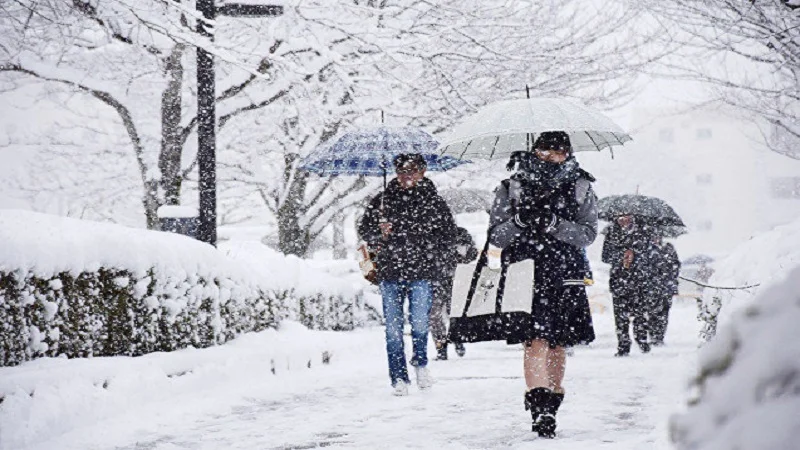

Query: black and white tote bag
[[448, 233, 534, 343]]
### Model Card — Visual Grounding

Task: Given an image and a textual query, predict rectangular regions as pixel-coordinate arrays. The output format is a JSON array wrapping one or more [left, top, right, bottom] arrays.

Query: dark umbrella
[[598, 194, 685, 227], [659, 225, 688, 238], [601, 223, 687, 238], [683, 254, 714, 265]]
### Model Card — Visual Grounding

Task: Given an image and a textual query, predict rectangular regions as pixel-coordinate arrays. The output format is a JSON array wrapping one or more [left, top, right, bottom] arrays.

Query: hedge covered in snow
[[220, 240, 380, 332], [0, 211, 376, 367], [670, 265, 800, 449]]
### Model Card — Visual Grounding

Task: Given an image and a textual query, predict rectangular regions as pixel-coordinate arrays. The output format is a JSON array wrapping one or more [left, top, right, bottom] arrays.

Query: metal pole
[[193, 3, 282, 246], [197, 0, 217, 246]]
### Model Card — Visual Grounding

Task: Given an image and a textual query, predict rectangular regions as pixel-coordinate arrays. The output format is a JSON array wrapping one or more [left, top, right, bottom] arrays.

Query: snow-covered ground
[[1, 300, 701, 449]]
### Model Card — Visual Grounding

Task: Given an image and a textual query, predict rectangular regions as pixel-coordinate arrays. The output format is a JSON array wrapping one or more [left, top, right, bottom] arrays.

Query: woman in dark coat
[[488, 131, 598, 438]]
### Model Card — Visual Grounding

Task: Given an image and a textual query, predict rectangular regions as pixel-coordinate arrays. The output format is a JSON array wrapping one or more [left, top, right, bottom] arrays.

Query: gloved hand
[[514, 205, 559, 232]]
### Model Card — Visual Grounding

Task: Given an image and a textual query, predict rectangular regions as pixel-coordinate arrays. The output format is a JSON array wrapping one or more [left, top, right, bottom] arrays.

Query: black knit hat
[[392, 153, 427, 171], [534, 131, 572, 152]]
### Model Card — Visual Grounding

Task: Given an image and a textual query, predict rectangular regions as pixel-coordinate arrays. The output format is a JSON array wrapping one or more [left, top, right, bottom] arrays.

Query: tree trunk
[[332, 211, 347, 259], [158, 44, 186, 206], [143, 179, 161, 230], [277, 154, 311, 256]]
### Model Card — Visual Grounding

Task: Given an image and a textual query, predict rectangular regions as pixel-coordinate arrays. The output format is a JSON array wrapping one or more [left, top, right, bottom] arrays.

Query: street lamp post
[[195, 2, 284, 246]]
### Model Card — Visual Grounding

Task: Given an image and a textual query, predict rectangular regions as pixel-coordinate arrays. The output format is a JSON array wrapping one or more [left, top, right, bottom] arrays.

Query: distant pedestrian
[[602, 215, 657, 356], [357, 153, 457, 396], [647, 235, 680, 345], [430, 226, 478, 360]]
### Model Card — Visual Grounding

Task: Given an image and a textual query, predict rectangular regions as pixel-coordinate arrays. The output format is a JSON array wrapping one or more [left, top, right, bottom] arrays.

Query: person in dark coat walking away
[[430, 226, 478, 360], [357, 153, 457, 396], [601, 215, 658, 356], [488, 131, 598, 438], [647, 235, 680, 345]]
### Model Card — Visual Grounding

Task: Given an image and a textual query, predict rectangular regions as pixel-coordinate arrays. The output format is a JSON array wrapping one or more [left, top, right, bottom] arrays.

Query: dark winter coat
[[358, 178, 457, 282], [650, 242, 680, 297], [437, 227, 478, 280], [487, 167, 598, 347], [602, 223, 662, 298]]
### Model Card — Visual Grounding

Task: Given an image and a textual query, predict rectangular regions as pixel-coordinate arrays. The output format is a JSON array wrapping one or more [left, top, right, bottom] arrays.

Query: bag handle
[[459, 226, 496, 318]]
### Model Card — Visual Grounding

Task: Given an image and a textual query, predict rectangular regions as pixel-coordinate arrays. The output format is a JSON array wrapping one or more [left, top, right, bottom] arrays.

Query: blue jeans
[[380, 280, 433, 386]]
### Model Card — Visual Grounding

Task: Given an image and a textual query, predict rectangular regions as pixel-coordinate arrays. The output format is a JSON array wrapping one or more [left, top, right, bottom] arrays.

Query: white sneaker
[[415, 366, 434, 390], [392, 381, 410, 396]]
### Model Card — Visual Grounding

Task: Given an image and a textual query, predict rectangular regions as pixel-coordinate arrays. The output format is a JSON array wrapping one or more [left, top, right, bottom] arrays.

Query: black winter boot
[[435, 344, 448, 361], [526, 388, 564, 438], [524, 389, 541, 432]]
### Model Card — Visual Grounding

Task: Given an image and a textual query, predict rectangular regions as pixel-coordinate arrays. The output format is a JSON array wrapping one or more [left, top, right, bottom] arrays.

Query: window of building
[[659, 128, 674, 143], [770, 177, 800, 199], [696, 128, 712, 140], [696, 173, 713, 185]]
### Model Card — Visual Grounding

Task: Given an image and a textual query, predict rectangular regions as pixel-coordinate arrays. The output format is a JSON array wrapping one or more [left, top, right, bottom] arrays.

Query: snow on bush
[[221, 241, 380, 330], [670, 265, 800, 450], [698, 217, 800, 340], [0, 210, 375, 367]]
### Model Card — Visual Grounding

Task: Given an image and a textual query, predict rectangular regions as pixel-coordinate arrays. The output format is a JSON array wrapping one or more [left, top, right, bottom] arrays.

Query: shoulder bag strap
[[460, 226, 496, 318]]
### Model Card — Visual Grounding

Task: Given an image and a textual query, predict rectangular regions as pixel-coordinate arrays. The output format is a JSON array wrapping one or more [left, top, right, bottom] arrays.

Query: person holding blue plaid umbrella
[[301, 127, 467, 395], [357, 153, 458, 396]]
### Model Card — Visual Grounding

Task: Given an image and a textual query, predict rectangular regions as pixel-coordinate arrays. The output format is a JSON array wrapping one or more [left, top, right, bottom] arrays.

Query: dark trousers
[[612, 294, 648, 352], [648, 295, 672, 344], [429, 278, 453, 349]]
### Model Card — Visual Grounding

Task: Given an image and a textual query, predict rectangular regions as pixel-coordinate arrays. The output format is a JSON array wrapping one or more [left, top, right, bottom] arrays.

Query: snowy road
[[33, 303, 699, 450]]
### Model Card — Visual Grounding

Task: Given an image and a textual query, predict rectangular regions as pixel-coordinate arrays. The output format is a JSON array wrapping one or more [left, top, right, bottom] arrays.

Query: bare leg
[[547, 346, 566, 393], [523, 339, 551, 390]]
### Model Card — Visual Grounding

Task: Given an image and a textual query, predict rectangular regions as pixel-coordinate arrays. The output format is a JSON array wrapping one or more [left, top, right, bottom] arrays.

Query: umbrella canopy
[[598, 195, 685, 227], [439, 188, 493, 214], [438, 98, 632, 160], [600, 223, 687, 238], [683, 254, 715, 265], [300, 126, 467, 178], [659, 225, 688, 238]]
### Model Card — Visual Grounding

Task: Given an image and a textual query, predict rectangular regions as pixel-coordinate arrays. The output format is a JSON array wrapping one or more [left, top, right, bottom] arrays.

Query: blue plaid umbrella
[[299, 126, 468, 188]]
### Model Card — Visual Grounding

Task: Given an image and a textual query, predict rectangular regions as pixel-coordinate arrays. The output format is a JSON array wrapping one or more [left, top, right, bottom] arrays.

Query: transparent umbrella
[[438, 97, 632, 160]]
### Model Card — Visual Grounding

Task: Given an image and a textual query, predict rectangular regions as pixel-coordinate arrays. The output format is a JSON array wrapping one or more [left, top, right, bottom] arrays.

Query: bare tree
[[0, 0, 386, 235], [642, 0, 800, 159], [1, 0, 666, 256], [215, 0, 667, 255]]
